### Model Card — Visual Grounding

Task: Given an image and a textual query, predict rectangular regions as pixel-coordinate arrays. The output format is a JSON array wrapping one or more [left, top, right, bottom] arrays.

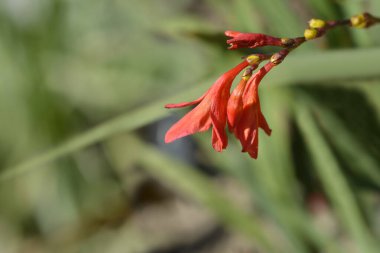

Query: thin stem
[[266, 12, 380, 67]]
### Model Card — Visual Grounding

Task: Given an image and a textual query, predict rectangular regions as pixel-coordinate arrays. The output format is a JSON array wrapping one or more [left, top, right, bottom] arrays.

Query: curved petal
[[165, 102, 212, 143], [227, 79, 247, 131], [165, 91, 209, 109], [247, 132, 259, 159], [211, 113, 228, 152], [259, 112, 272, 136], [231, 72, 261, 158], [208, 62, 248, 151], [237, 106, 259, 153], [254, 62, 275, 88]]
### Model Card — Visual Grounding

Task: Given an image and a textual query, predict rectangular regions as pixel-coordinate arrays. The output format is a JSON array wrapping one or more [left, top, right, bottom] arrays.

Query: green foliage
[[0, 0, 380, 252]]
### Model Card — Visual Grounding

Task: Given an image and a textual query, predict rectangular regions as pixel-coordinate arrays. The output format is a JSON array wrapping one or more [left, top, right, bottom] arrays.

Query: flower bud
[[242, 68, 253, 81], [246, 54, 260, 65], [351, 14, 367, 28], [270, 54, 281, 65], [309, 19, 326, 29], [225, 31, 283, 49], [270, 49, 289, 65], [304, 28, 318, 40], [281, 38, 295, 47]]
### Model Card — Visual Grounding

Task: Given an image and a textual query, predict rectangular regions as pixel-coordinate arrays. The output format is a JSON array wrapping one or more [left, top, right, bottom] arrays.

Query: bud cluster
[[227, 12, 379, 75]]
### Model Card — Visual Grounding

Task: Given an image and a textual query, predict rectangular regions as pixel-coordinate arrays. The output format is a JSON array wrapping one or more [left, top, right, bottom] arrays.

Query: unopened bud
[[270, 54, 281, 65], [281, 38, 295, 47], [304, 28, 318, 40], [270, 50, 289, 65], [242, 67, 255, 81], [351, 14, 366, 28], [309, 19, 326, 29], [246, 54, 260, 65]]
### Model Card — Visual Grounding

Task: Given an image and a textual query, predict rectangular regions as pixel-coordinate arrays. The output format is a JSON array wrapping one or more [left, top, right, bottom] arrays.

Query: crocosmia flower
[[225, 30, 283, 49], [227, 63, 274, 158], [164, 13, 379, 158], [164, 30, 281, 159], [165, 60, 249, 151]]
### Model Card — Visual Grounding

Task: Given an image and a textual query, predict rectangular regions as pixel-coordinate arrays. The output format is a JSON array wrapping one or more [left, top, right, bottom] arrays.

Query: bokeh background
[[1, 0, 380, 252]]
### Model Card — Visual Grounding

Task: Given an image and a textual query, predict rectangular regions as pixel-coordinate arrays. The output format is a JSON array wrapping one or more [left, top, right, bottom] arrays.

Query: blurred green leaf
[[312, 99, 380, 187], [307, 0, 338, 19], [295, 96, 379, 253], [133, 138, 281, 253]]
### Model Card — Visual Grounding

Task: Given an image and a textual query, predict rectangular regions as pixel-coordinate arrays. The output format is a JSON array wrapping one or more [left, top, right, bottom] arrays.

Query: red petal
[[255, 62, 275, 88], [259, 112, 272, 136], [247, 136, 259, 159], [211, 113, 228, 152], [242, 116, 259, 151], [224, 30, 241, 37], [232, 74, 260, 156], [165, 103, 212, 143], [227, 79, 247, 131], [165, 92, 208, 108]]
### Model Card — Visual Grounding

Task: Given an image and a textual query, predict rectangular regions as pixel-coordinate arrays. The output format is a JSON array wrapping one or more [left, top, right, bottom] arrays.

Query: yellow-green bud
[[242, 75, 251, 81], [246, 54, 260, 65], [304, 28, 318, 40], [309, 19, 326, 29], [351, 14, 366, 28], [242, 68, 253, 81]]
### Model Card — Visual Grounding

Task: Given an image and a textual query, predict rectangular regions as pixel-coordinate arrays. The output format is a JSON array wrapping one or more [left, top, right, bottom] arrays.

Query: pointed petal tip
[[225, 30, 240, 37], [212, 142, 227, 152], [164, 128, 189, 144], [164, 132, 175, 143], [240, 148, 258, 159], [211, 133, 228, 152], [249, 152, 258, 159], [165, 102, 196, 109]]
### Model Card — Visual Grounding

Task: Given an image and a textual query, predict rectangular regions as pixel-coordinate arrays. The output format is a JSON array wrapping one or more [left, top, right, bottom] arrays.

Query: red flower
[[227, 62, 274, 158], [225, 30, 283, 50], [165, 60, 249, 151]]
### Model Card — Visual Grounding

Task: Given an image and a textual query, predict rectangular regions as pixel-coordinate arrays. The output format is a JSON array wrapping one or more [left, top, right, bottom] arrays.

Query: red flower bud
[[225, 30, 283, 50]]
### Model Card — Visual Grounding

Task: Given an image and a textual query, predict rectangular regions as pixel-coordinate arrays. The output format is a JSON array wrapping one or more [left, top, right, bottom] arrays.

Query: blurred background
[[1, 0, 380, 252]]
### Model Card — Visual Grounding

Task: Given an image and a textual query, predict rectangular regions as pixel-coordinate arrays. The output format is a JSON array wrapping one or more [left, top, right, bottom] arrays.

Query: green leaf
[[307, 0, 338, 19], [295, 96, 379, 253], [312, 100, 380, 187], [134, 139, 281, 253]]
